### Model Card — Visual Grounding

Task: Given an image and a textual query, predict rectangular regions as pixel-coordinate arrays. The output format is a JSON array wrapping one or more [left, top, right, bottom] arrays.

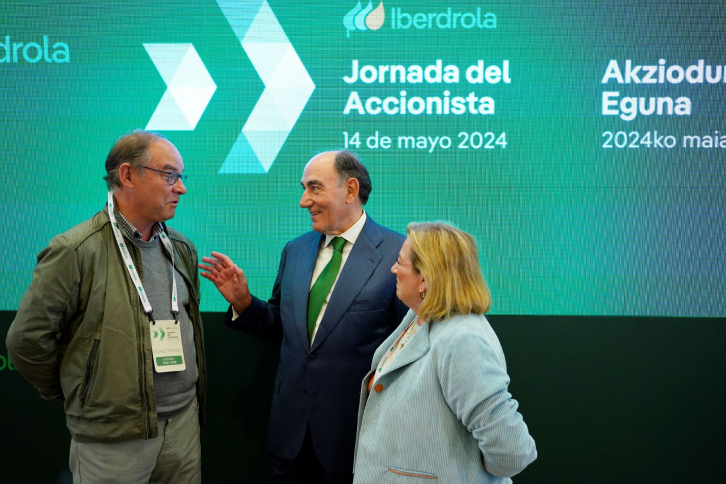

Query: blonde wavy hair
[[407, 222, 491, 322]]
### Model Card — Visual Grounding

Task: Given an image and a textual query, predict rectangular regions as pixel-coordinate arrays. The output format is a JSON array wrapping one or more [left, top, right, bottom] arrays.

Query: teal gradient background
[[1, 0, 724, 316]]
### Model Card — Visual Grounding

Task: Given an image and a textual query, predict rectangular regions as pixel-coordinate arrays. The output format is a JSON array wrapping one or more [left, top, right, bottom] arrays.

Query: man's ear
[[118, 163, 134, 189], [344, 177, 360, 203]]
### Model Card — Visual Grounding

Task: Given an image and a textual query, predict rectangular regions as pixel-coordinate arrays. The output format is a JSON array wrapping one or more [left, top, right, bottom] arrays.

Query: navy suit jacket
[[226, 216, 407, 473]]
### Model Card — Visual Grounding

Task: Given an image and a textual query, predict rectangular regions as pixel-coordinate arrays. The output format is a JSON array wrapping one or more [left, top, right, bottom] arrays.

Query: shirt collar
[[111, 199, 164, 242], [324, 211, 367, 248]]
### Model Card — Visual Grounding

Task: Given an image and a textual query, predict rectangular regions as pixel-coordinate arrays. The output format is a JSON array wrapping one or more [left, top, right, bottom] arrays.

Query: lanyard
[[107, 192, 179, 323]]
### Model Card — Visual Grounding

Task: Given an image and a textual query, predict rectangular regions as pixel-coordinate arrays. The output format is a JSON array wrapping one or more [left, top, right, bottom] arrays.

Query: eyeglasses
[[138, 166, 187, 185]]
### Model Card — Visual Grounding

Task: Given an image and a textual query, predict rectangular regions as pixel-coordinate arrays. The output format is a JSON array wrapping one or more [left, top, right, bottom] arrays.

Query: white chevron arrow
[[216, 0, 315, 173], [145, 43, 217, 131]]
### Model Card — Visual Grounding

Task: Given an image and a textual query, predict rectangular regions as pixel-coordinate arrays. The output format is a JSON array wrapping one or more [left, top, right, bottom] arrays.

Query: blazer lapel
[[370, 310, 416, 371], [294, 234, 322, 350], [382, 319, 431, 375], [311, 220, 382, 351]]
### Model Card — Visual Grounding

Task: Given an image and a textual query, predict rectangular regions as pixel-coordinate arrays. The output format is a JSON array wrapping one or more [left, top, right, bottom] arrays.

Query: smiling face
[[299, 151, 361, 234], [391, 238, 426, 313], [131, 138, 186, 225]]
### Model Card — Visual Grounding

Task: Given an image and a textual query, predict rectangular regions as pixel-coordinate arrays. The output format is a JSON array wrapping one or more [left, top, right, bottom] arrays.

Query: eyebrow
[[302, 179, 323, 188]]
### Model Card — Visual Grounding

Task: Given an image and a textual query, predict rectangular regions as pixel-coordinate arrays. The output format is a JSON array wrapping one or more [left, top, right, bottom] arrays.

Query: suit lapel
[[311, 219, 383, 351], [370, 310, 416, 370], [294, 234, 322, 350], [382, 319, 431, 375]]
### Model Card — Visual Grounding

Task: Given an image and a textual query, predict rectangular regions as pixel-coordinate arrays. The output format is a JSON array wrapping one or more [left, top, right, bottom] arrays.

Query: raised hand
[[199, 251, 252, 313]]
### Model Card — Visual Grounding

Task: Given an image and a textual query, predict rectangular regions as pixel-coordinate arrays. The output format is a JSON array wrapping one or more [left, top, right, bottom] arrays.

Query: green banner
[[1, 0, 724, 316]]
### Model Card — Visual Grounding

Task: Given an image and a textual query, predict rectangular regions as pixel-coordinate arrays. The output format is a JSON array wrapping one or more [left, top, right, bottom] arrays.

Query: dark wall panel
[[2, 312, 725, 483]]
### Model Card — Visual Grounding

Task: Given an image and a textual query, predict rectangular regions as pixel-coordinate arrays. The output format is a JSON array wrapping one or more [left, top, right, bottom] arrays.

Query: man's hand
[[199, 251, 252, 313]]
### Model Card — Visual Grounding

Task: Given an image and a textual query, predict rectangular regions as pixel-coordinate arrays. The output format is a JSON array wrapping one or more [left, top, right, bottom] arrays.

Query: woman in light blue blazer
[[353, 222, 537, 483]]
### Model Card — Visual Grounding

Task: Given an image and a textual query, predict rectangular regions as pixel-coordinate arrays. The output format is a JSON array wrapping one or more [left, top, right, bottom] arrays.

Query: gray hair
[[334, 150, 372, 205], [103, 130, 167, 190]]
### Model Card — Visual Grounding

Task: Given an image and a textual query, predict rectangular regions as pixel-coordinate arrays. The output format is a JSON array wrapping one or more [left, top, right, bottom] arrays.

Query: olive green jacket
[[6, 207, 206, 443]]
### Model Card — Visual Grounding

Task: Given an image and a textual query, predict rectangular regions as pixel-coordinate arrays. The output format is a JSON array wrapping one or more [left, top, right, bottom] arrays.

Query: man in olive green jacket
[[6, 130, 206, 484]]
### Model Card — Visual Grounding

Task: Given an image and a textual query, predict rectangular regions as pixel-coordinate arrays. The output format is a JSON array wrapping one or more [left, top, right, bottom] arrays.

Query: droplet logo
[[344, 1, 385, 37]]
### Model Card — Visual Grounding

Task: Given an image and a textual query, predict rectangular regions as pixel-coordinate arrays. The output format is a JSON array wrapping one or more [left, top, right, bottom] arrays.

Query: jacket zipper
[[141, 306, 152, 438], [172, 242, 206, 424], [80, 339, 100, 407], [128, 240, 153, 439]]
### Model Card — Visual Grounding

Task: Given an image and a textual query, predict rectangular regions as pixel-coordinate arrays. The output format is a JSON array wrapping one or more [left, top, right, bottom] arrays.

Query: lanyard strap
[[107, 192, 179, 322]]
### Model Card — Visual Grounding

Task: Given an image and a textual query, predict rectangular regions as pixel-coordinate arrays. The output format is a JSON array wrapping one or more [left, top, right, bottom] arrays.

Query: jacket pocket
[[348, 300, 386, 312], [80, 338, 100, 408], [387, 467, 438, 479]]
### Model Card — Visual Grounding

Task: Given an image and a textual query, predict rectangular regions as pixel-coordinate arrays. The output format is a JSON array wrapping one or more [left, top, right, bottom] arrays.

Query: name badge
[[149, 320, 185, 373]]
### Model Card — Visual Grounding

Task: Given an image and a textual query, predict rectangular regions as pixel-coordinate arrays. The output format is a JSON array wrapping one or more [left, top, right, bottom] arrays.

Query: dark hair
[[334, 150, 372, 205], [103, 130, 167, 190]]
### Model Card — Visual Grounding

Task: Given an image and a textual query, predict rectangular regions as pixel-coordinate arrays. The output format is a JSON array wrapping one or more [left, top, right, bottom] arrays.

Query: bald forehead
[[307, 151, 337, 169], [302, 151, 338, 184], [150, 138, 183, 171]]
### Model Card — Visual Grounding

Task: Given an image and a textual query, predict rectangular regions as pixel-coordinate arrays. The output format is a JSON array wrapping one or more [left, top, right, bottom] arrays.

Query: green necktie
[[308, 236, 346, 342]]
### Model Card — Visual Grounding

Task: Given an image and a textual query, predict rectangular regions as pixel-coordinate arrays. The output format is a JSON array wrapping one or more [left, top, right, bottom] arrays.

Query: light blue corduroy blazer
[[353, 310, 537, 483]]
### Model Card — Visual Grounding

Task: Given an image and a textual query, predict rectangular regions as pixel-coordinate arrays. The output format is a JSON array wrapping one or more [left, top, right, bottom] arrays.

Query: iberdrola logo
[[344, 1, 385, 37]]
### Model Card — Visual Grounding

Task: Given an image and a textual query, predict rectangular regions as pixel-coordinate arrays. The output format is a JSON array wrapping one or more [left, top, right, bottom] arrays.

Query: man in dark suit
[[200, 150, 407, 483]]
